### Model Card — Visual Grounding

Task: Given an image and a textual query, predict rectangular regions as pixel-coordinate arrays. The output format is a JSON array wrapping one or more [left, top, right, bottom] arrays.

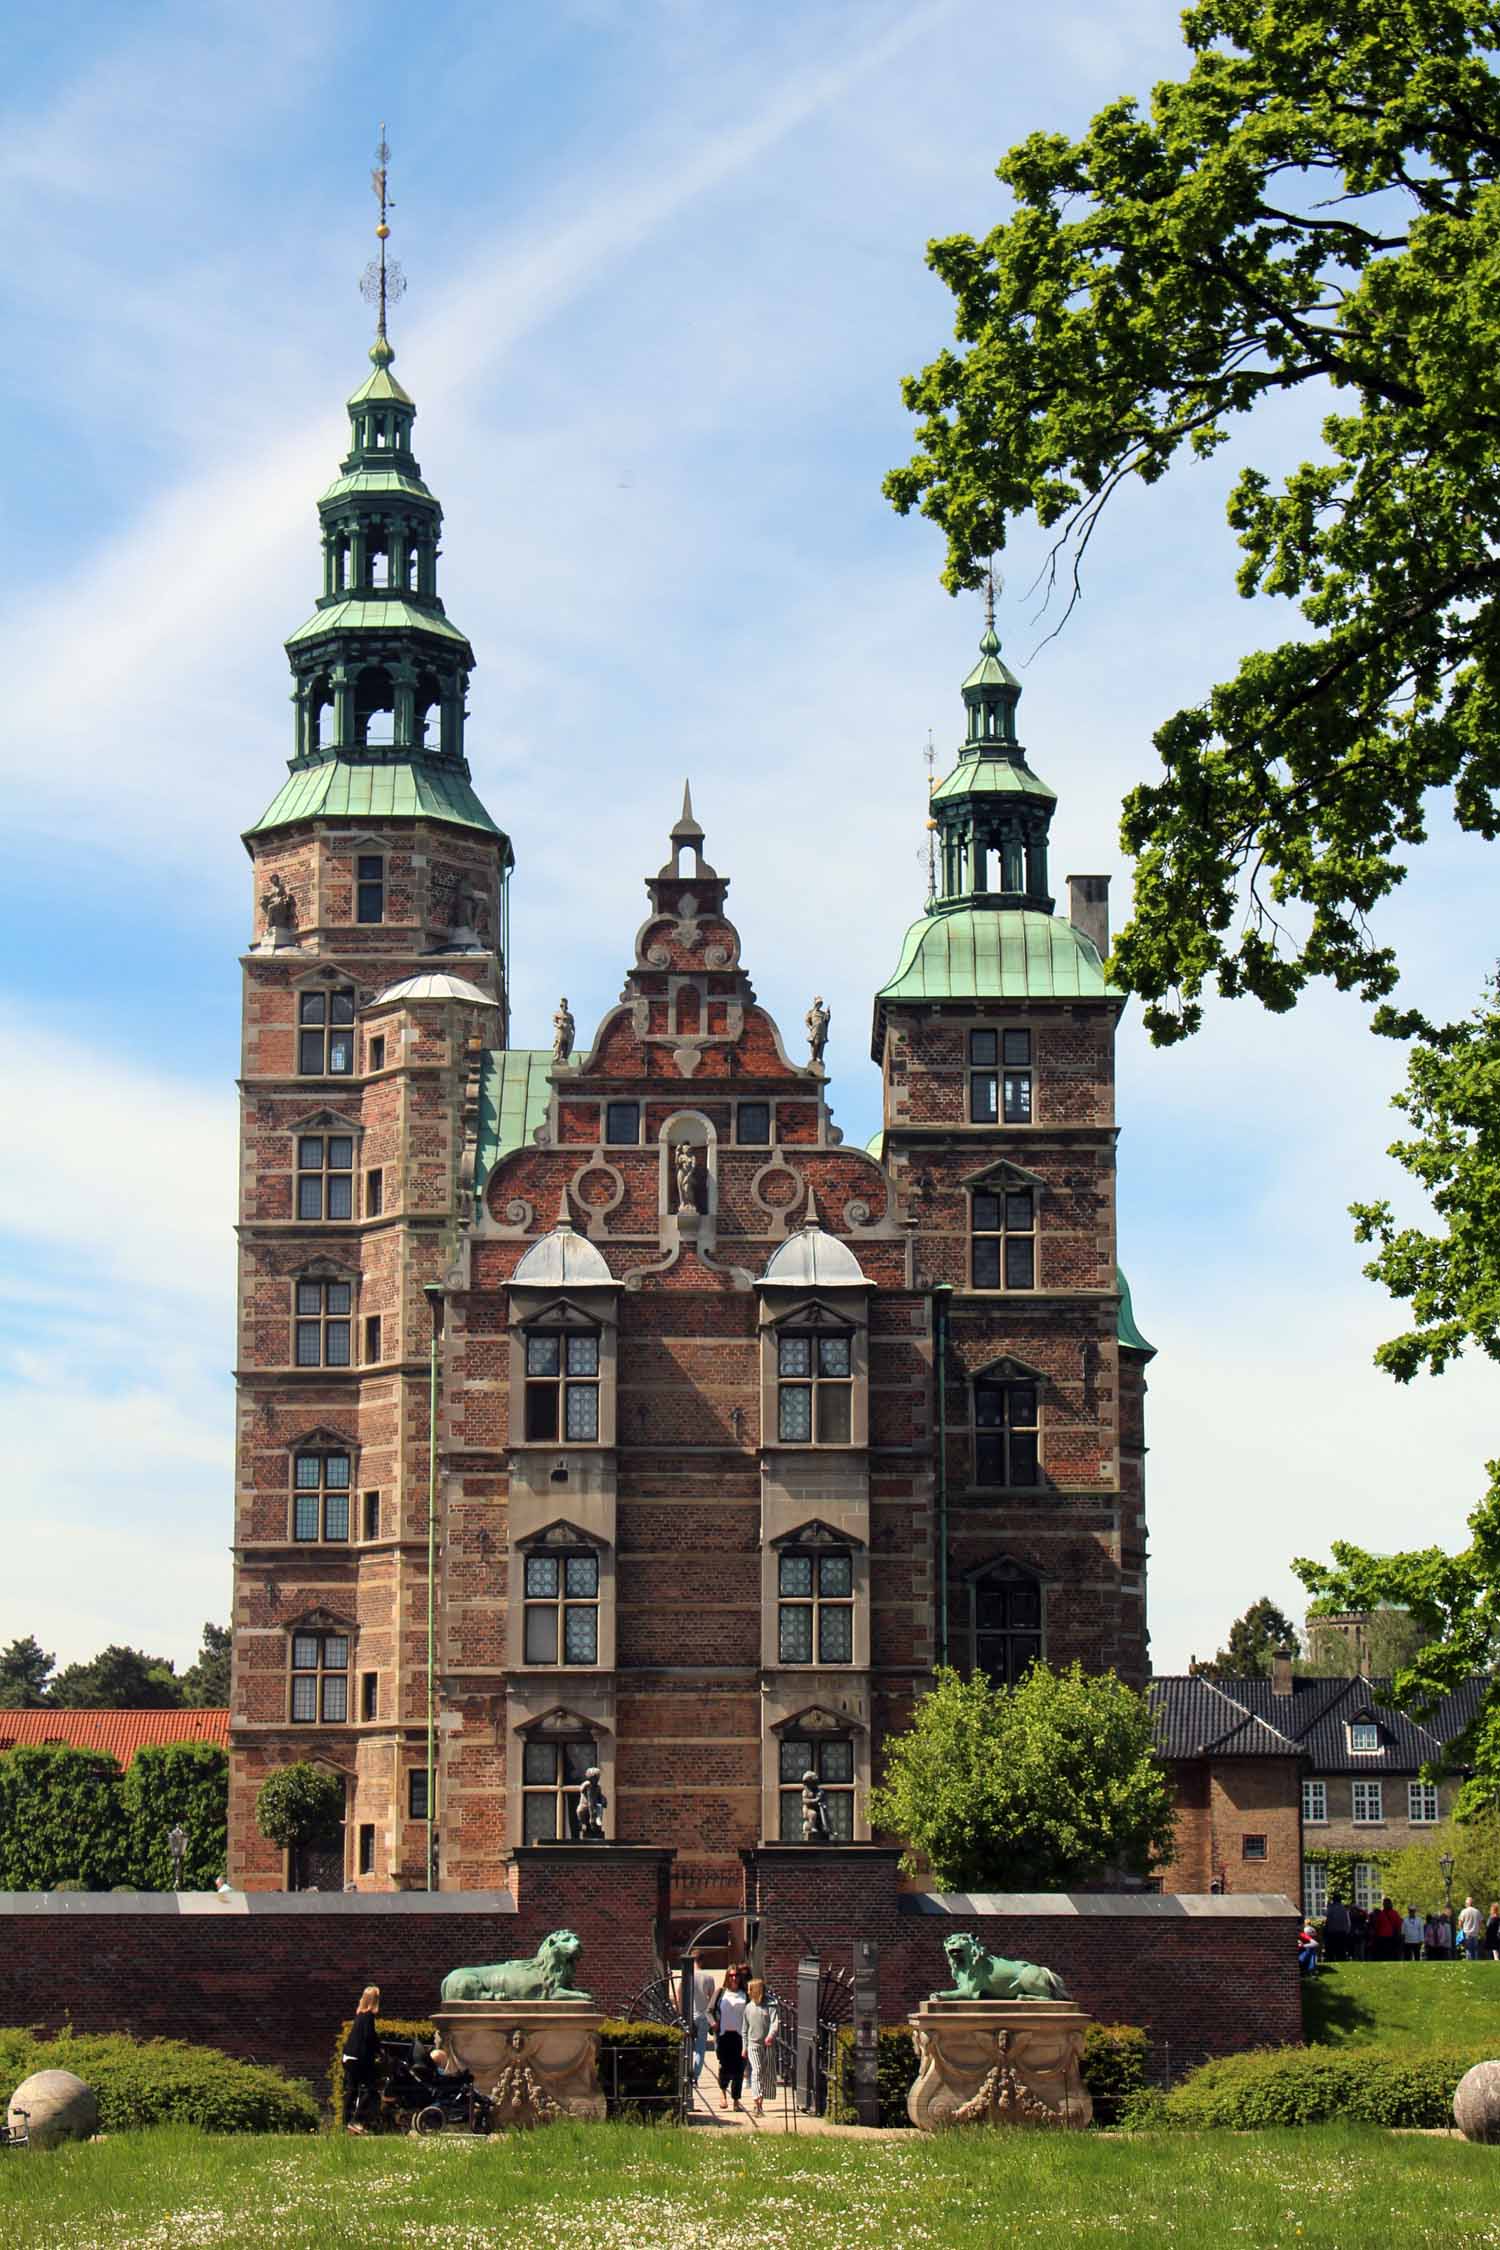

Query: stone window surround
[[293, 970, 361, 1079], [757, 1291, 871, 1453], [969, 1353, 1045, 1491], [963, 1017, 1037, 1128], [962, 1158, 1047, 1296], [288, 1255, 362, 1373], [959, 1554, 1048, 1686], [761, 1519, 870, 1672], [283, 1106, 365, 1224], [760, 1698, 870, 1846], [506, 1287, 620, 1455], [507, 1517, 617, 1675], [284, 1424, 361, 1546], [286, 1606, 357, 1726], [504, 1692, 617, 1851]]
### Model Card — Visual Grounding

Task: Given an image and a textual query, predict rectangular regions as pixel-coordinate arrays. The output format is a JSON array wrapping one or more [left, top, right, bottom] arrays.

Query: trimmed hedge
[[826, 2021, 1146, 2127], [1163, 2043, 1490, 2129], [0, 2029, 316, 2134], [329, 2016, 682, 2126]]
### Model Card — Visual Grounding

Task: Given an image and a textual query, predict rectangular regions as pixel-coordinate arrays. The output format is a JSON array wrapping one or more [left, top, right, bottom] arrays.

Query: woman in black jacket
[[342, 1984, 382, 2132]]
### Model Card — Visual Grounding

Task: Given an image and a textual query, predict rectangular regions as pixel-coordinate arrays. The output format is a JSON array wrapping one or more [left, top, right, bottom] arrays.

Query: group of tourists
[[1307, 1893, 1500, 1968], [678, 1953, 781, 2118]]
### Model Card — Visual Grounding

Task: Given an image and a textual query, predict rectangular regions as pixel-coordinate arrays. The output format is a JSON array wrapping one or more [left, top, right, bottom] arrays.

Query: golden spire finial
[[360, 124, 406, 365]]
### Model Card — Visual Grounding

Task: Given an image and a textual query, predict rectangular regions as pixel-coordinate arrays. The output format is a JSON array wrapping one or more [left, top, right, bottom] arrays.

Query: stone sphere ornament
[[7, 2068, 99, 2149], [1453, 2059, 1500, 2141]]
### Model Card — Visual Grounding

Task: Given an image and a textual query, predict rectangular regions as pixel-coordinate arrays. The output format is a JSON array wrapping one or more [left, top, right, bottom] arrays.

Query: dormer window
[[524, 1330, 600, 1442], [1349, 1721, 1381, 1753], [778, 1331, 852, 1443]]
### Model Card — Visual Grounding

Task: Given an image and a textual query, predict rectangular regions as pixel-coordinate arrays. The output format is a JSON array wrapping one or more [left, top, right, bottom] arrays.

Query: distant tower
[[227, 141, 513, 1888]]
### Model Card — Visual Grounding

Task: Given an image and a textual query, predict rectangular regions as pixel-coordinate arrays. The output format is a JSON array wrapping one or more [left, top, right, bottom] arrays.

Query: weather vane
[[360, 124, 407, 349], [982, 556, 1001, 634], [923, 728, 938, 907]]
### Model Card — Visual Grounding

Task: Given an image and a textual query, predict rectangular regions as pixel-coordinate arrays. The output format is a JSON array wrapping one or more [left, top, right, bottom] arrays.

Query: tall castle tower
[[227, 291, 513, 1884]]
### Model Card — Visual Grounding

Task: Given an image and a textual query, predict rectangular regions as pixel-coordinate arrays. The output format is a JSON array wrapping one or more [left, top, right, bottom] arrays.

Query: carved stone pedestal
[[434, 2001, 606, 2126], [907, 2000, 1094, 2130]]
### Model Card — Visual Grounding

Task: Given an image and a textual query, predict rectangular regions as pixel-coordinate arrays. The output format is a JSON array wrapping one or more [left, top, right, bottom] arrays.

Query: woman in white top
[[743, 1978, 780, 2118], [712, 1963, 749, 2109]]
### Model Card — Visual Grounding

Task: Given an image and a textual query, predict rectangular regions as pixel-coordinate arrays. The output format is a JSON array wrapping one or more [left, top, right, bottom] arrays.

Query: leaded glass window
[[778, 1548, 854, 1664], [297, 1134, 354, 1221], [298, 988, 356, 1076], [972, 1188, 1035, 1290], [356, 855, 384, 925], [521, 1737, 597, 1841], [777, 1735, 855, 1840], [295, 1278, 352, 1367], [523, 1550, 600, 1666], [523, 1330, 601, 1443], [292, 1451, 350, 1542], [968, 1029, 1032, 1124], [290, 1630, 348, 1723], [974, 1379, 1039, 1486], [777, 1331, 852, 1444]]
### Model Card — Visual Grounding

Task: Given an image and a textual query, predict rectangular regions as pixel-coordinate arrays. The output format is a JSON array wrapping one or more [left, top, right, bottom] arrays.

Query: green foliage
[[828, 2026, 918, 2126], [181, 1624, 231, 1710], [0, 2028, 315, 2133], [1080, 2023, 1150, 2125], [0, 1745, 127, 1891], [868, 1663, 1175, 1890], [255, 1763, 345, 1851], [1163, 2042, 1488, 2129], [122, 1744, 228, 1890], [0, 1636, 54, 1709], [885, 0, 1500, 1044], [1382, 1811, 1500, 1920], [1301, 1846, 1392, 1916], [1189, 1599, 1300, 1679], [1300, 1608, 1427, 1677], [49, 1646, 184, 1711]]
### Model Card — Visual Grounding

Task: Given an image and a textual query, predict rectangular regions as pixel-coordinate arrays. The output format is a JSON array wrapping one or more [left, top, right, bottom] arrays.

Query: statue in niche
[[674, 1142, 701, 1213], [806, 995, 830, 1066], [574, 1767, 607, 1841], [259, 872, 297, 947], [552, 998, 575, 1066], [801, 1769, 833, 1843], [451, 879, 488, 941]]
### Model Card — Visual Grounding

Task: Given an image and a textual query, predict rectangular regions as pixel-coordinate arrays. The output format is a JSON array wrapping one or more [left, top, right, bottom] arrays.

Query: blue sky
[[2, 0, 1493, 1678]]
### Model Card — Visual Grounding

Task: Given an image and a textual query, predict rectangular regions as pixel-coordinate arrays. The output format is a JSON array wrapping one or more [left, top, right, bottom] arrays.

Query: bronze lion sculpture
[[440, 1927, 592, 2005], [935, 1930, 1070, 2002]]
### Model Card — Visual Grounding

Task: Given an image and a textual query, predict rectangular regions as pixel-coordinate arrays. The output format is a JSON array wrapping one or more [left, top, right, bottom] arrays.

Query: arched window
[[369, 542, 390, 588], [965, 1563, 1042, 1687]]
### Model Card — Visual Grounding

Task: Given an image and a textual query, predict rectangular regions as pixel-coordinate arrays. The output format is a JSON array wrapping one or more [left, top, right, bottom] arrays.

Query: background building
[[228, 338, 1153, 1910]]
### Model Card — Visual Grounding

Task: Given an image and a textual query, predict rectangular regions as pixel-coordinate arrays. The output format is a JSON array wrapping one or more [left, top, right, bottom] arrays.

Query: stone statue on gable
[[552, 998, 575, 1066], [805, 995, 830, 1066]]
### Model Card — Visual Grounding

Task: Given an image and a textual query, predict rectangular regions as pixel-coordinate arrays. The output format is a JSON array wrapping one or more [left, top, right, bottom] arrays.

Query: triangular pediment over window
[[290, 1107, 361, 1135], [770, 1518, 865, 1553], [516, 1517, 610, 1553], [290, 1604, 356, 1634], [296, 1255, 360, 1284], [959, 1552, 1054, 1588], [765, 1298, 857, 1332], [974, 1354, 1046, 1385], [509, 1296, 611, 1334], [772, 1702, 866, 1737], [961, 1156, 1047, 1193], [288, 1424, 356, 1454], [518, 1704, 611, 1739]]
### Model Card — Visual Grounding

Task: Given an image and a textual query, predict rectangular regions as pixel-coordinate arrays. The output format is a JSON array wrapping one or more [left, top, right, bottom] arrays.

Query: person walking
[[675, 1950, 717, 2096], [713, 1963, 749, 2111], [341, 1984, 382, 2133], [743, 1978, 780, 2118], [1459, 1895, 1484, 1961], [1486, 1902, 1500, 1960], [1401, 1905, 1425, 1962]]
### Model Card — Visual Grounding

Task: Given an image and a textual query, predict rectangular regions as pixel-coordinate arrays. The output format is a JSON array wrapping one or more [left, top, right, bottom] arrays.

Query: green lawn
[[2, 2122, 1498, 2250], [1304, 1959, 1500, 2048]]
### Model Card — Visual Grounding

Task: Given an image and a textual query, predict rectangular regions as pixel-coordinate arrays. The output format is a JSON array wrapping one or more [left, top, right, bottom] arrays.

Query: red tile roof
[[0, 1709, 229, 1768]]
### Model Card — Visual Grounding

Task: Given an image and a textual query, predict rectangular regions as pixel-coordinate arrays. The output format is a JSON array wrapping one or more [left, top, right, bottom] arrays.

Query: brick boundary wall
[[745, 1848, 1302, 2062], [0, 1846, 672, 2094]]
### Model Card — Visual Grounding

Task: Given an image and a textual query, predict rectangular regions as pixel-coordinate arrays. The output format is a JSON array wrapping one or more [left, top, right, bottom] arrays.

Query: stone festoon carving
[[258, 872, 297, 949], [552, 998, 575, 1066], [801, 1768, 833, 1843], [440, 1928, 592, 2004], [937, 1931, 1070, 2002], [805, 994, 830, 1065], [674, 1141, 700, 1213], [908, 1933, 1092, 2131], [575, 1767, 607, 1840], [437, 1929, 606, 2125]]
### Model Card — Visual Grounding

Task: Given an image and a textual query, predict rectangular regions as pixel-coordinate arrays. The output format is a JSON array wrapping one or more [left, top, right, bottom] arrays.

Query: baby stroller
[[410, 2043, 494, 2135]]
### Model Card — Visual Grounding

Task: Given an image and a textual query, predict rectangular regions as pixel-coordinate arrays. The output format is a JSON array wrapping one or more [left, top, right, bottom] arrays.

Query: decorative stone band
[[906, 2000, 1094, 2132]]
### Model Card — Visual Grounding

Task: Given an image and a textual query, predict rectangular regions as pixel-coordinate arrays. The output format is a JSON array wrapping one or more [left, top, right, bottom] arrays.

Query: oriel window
[[968, 1028, 1032, 1124], [292, 1450, 351, 1542], [972, 1189, 1035, 1290], [523, 1551, 600, 1665], [356, 856, 384, 925], [290, 1629, 349, 1722], [974, 1379, 1039, 1486], [778, 1735, 854, 1840], [296, 1279, 352, 1367], [777, 1331, 852, 1443], [777, 1549, 854, 1663], [299, 989, 356, 1076], [521, 1737, 598, 1842], [524, 1331, 600, 1442], [297, 1135, 353, 1221]]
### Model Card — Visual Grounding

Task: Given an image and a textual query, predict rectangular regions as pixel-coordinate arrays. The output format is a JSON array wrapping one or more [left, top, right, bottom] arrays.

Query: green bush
[[124, 1743, 229, 1890], [256, 1764, 344, 1852], [0, 2029, 316, 2134], [0, 1746, 128, 1891], [329, 2016, 682, 2126], [1164, 2042, 1488, 2129], [1080, 2023, 1149, 2125]]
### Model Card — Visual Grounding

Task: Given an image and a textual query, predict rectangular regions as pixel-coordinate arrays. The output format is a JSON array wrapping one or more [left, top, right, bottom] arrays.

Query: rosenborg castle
[[226, 326, 1154, 1913]]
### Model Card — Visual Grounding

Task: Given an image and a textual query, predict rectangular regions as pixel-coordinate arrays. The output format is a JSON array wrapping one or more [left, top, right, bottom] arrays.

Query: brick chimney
[[1067, 873, 1110, 960], [1271, 1647, 1294, 1697]]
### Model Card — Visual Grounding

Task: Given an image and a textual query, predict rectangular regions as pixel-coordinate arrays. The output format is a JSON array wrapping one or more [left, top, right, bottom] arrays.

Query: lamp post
[[423, 1283, 446, 1894], [1440, 1850, 1455, 1920], [166, 1825, 188, 1892]]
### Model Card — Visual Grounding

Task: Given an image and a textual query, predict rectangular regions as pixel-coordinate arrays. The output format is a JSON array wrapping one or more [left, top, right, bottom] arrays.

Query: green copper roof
[[876, 907, 1117, 1007], [319, 468, 436, 504], [474, 1048, 553, 1207], [245, 756, 510, 843], [286, 598, 470, 649], [865, 1127, 886, 1162], [348, 366, 415, 407], [931, 754, 1056, 806], [1117, 1265, 1156, 1356], [962, 625, 1021, 693]]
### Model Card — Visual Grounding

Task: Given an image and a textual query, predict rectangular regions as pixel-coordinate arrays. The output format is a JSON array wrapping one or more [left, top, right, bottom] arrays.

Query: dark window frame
[[356, 854, 385, 926], [737, 1101, 772, 1146], [521, 1735, 598, 1842], [298, 988, 356, 1077], [296, 1133, 354, 1223], [295, 1276, 352, 1367], [776, 1329, 854, 1445], [971, 1186, 1036, 1291], [777, 1734, 855, 1841], [522, 1548, 601, 1667], [522, 1327, 602, 1444], [776, 1547, 855, 1664], [973, 1377, 1040, 1487], [604, 1101, 641, 1145], [289, 1628, 349, 1722], [966, 1566, 1043, 1688], [292, 1449, 351, 1543], [968, 1027, 1033, 1125]]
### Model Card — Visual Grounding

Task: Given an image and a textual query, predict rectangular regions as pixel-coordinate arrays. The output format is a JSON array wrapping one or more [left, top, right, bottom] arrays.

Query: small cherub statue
[[801, 1769, 833, 1844], [805, 995, 830, 1066], [259, 872, 297, 948], [575, 1767, 607, 1841], [552, 997, 575, 1065], [674, 1141, 700, 1213]]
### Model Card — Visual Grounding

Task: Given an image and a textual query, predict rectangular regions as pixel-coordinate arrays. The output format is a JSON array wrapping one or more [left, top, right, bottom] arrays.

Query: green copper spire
[[247, 134, 507, 852]]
